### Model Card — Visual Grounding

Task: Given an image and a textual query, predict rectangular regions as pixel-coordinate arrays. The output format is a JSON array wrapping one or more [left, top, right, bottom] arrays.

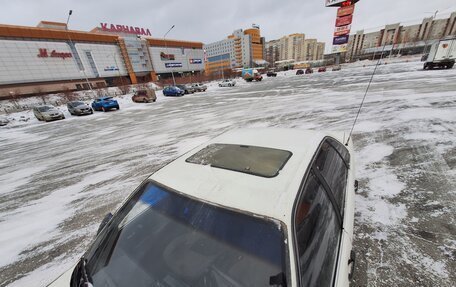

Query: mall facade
[[0, 21, 204, 97]]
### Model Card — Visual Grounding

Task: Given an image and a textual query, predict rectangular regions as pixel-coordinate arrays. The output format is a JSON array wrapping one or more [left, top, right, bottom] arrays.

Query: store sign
[[332, 44, 348, 53], [334, 25, 351, 36], [333, 35, 349, 45], [165, 63, 182, 68], [189, 59, 202, 64], [100, 23, 152, 36], [37, 48, 72, 59], [337, 5, 355, 17], [326, 0, 348, 7], [104, 66, 119, 71], [335, 14, 353, 27], [160, 52, 175, 61]]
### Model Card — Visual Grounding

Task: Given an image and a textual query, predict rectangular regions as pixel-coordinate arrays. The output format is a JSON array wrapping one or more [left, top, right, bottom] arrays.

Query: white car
[[219, 79, 236, 87], [48, 128, 356, 287]]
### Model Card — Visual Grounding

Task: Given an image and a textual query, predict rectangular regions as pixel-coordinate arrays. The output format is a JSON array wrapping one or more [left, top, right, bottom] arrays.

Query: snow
[[1, 60, 455, 286]]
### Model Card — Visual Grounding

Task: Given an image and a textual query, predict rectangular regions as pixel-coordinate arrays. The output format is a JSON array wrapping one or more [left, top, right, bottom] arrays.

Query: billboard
[[326, 0, 359, 7], [189, 59, 202, 64], [332, 44, 348, 53], [165, 63, 182, 68], [334, 25, 351, 36], [337, 5, 355, 17], [333, 35, 349, 45], [160, 52, 175, 61], [336, 14, 353, 27]]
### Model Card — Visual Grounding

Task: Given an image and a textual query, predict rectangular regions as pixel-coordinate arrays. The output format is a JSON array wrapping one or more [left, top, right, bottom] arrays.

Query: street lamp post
[[65, 10, 96, 96], [164, 25, 176, 86]]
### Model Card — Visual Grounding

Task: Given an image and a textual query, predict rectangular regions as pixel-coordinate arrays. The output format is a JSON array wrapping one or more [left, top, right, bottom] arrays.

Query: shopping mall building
[[0, 21, 205, 97]]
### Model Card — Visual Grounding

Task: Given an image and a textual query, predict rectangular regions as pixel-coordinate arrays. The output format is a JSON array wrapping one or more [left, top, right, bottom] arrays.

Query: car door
[[293, 138, 350, 287]]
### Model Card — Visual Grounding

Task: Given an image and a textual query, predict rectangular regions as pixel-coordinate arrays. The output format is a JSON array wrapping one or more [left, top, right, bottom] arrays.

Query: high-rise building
[[203, 25, 265, 75], [347, 12, 456, 60], [265, 34, 325, 66], [265, 39, 280, 65]]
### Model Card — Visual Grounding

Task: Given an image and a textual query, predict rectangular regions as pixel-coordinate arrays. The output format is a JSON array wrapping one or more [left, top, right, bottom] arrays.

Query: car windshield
[[37, 106, 53, 112], [72, 101, 85, 106], [136, 91, 147, 96], [102, 97, 113, 101], [85, 181, 288, 287]]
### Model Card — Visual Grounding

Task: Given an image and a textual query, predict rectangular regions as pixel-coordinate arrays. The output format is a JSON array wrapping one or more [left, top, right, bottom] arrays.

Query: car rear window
[[186, 144, 292, 177]]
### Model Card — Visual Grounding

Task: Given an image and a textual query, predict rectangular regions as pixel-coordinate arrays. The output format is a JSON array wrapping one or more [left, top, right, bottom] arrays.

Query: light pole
[[65, 10, 95, 96], [164, 25, 176, 86]]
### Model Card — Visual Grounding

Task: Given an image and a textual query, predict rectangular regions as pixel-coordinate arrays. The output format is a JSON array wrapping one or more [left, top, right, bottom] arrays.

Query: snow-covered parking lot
[[0, 60, 455, 286]]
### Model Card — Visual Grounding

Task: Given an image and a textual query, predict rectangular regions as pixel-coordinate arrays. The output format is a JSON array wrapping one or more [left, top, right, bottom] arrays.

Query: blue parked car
[[91, 97, 120, 112], [163, 86, 185, 97]]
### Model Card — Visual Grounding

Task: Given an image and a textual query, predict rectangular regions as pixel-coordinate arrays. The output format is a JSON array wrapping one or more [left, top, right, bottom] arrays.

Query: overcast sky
[[2, 0, 456, 53]]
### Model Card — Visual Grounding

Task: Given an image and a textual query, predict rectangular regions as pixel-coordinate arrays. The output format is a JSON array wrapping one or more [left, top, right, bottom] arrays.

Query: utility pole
[[164, 25, 176, 86]]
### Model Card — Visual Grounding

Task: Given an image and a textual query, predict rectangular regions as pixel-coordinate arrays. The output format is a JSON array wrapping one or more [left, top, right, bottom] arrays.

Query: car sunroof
[[185, 144, 292, 178]]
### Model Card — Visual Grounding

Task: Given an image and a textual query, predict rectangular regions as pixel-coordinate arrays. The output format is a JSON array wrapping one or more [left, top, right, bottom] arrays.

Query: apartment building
[[265, 34, 325, 66], [203, 25, 265, 75]]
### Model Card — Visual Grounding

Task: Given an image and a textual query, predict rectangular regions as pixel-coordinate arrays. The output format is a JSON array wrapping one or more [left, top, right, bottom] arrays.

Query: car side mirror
[[97, 212, 113, 235]]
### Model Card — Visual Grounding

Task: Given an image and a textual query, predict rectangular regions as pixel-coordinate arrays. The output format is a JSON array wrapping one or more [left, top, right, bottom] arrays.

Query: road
[[0, 60, 455, 286]]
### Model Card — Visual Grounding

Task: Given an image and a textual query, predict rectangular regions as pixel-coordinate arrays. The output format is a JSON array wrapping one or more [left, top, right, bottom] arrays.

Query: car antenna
[[345, 43, 387, 146]]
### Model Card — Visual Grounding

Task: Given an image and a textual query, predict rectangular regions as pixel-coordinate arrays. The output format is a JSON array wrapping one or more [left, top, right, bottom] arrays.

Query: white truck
[[423, 37, 456, 70]]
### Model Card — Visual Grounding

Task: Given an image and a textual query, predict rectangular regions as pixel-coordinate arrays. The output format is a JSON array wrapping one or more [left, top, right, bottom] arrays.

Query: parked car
[[91, 97, 120, 112], [163, 86, 185, 97], [318, 67, 327, 72], [190, 83, 207, 92], [332, 65, 342, 71], [267, 70, 277, 77], [305, 67, 314, 74], [296, 69, 304, 75], [33, 105, 65, 122], [132, 89, 157, 103], [67, 101, 93, 116], [219, 79, 236, 87], [48, 128, 356, 287], [176, 84, 196, 94], [0, 116, 9, 126]]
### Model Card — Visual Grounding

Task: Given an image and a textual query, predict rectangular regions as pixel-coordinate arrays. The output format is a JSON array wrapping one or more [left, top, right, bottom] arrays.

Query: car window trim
[[291, 136, 348, 287], [326, 138, 350, 169]]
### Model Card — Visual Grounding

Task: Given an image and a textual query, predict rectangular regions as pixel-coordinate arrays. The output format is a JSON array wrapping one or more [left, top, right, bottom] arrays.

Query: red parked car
[[318, 67, 327, 72]]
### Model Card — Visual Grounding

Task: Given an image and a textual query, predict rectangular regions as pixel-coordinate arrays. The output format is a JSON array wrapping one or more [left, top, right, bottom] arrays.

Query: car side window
[[294, 171, 341, 287], [314, 140, 348, 215]]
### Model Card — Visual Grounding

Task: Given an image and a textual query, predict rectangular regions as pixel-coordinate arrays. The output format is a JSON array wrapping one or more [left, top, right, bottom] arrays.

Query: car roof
[[150, 128, 350, 223]]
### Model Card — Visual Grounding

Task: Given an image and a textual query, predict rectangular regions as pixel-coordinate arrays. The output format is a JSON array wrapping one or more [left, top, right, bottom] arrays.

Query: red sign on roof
[[100, 23, 152, 36]]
